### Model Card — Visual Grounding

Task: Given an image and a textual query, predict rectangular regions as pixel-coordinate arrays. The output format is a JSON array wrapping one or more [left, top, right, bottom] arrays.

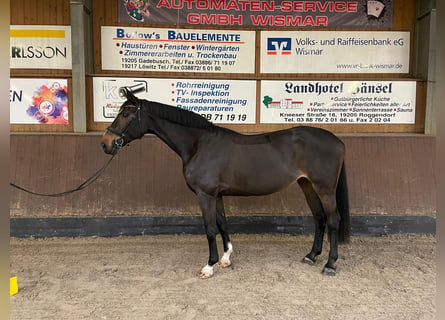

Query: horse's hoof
[[322, 267, 336, 276], [199, 271, 212, 279], [219, 243, 233, 268], [302, 256, 315, 265], [219, 259, 231, 268], [199, 264, 216, 279]]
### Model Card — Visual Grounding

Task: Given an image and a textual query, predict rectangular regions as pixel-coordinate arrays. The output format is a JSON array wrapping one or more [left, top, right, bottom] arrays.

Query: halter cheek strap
[[106, 126, 126, 148]]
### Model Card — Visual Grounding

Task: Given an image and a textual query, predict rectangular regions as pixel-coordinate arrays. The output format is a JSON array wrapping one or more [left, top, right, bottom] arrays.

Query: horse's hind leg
[[216, 195, 233, 268], [319, 193, 341, 276], [298, 178, 326, 265]]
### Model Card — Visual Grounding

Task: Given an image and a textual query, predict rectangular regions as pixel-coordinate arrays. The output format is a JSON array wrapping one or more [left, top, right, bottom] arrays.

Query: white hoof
[[199, 264, 215, 279], [219, 242, 233, 268]]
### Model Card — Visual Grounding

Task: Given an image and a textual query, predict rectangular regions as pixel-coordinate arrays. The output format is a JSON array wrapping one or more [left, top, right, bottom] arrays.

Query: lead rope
[[9, 154, 115, 197]]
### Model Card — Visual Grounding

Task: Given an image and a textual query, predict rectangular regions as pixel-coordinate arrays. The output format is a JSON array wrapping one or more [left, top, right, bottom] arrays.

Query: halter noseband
[[106, 104, 142, 149]]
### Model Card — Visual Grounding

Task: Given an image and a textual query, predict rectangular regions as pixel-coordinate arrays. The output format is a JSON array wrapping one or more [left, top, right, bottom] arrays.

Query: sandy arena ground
[[10, 234, 435, 320]]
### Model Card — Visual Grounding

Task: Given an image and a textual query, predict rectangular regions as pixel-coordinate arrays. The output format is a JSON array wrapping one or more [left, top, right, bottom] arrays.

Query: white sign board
[[260, 80, 416, 124], [10, 78, 69, 124], [93, 77, 256, 124], [101, 26, 255, 73], [10, 25, 72, 69], [260, 31, 409, 73]]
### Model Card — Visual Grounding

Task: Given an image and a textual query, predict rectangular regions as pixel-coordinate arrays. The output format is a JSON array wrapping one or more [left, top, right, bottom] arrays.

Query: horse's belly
[[221, 162, 297, 196]]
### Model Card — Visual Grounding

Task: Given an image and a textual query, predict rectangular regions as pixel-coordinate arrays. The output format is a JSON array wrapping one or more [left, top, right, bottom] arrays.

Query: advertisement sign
[[260, 31, 409, 73], [93, 77, 256, 124], [118, 0, 393, 28], [10, 78, 69, 124], [101, 26, 255, 73], [260, 80, 416, 124], [10, 25, 72, 69]]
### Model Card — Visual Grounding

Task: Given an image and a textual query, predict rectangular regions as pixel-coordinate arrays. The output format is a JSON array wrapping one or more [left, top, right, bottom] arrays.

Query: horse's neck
[[149, 116, 205, 162]]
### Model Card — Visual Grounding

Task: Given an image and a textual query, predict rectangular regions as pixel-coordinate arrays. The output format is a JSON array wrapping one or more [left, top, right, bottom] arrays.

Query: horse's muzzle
[[101, 142, 117, 155], [101, 132, 124, 155]]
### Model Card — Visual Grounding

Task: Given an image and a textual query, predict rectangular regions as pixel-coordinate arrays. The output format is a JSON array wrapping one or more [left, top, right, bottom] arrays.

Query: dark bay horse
[[101, 88, 350, 278]]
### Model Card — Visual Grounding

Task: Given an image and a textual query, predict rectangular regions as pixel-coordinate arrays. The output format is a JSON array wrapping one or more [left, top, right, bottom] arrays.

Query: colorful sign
[[10, 79, 69, 124], [260, 31, 409, 73], [93, 77, 256, 124], [118, 0, 393, 28], [260, 80, 416, 124], [101, 26, 255, 73], [10, 25, 72, 69]]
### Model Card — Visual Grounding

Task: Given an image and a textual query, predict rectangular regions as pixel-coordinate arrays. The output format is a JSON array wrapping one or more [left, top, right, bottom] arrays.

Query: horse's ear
[[119, 87, 138, 103]]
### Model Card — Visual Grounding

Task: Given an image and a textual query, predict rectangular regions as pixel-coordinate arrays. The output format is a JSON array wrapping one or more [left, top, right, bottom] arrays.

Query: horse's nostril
[[101, 142, 107, 152]]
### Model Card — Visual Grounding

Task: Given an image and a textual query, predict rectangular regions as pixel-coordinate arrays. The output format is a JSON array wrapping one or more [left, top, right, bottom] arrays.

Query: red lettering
[[183, 0, 195, 9], [170, 0, 183, 9], [293, 2, 304, 11], [187, 13, 200, 24], [277, 1, 357, 13], [157, 0, 171, 8], [274, 15, 285, 26], [335, 2, 346, 12], [317, 1, 330, 12], [188, 14, 243, 25], [210, 0, 225, 10], [231, 15, 243, 25], [251, 15, 270, 26], [264, 1, 274, 11], [226, 0, 239, 10], [219, 15, 229, 25], [196, 0, 208, 9], [316, 16, 328, 26], [305, 2, 316, 12], [303, 15, 315, 25], [347, 2, 358, 12], [286, 15, 303, 26], [238, 0, 249, 11], [202, 14, 217, 24], [281, 1, 292, 12], [250, 1, 261, 11]]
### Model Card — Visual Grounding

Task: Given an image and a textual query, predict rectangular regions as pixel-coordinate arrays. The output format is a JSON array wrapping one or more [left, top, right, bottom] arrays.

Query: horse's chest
[[183, 150, 226, 192]]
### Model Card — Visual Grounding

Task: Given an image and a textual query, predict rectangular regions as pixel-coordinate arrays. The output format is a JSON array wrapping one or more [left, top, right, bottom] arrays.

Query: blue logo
[[267, 38, 292, 55]]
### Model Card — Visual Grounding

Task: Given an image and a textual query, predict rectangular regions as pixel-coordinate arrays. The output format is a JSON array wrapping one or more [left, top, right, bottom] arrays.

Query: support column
[[424, 10, 436, 135], [70, 0, 92, 133], [414, 1, 436, 135]]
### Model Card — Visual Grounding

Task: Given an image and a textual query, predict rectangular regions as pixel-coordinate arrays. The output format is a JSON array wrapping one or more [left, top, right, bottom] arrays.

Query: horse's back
[[289, 126, 345, 158]]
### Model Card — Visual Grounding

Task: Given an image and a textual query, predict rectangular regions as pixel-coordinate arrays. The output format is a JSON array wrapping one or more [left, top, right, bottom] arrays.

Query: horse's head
[[101, 88, 145, 155]]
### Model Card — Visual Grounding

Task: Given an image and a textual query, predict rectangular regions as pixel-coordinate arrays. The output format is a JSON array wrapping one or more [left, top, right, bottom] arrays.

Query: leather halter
[[106, 104, 142, 149]]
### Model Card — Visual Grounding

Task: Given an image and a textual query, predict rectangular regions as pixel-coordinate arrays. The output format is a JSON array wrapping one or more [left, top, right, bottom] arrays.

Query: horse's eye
[[122, 111, 130, 118]]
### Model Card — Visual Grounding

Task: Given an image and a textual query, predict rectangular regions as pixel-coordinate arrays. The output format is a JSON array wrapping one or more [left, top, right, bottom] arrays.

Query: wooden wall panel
[[10, 134, 436, 218], [10, 0, 70, 25]]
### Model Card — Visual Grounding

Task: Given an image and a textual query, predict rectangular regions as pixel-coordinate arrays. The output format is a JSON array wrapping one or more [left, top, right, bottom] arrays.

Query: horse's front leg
[[216, 195, 233, 268], [197, 192, 219, 279]]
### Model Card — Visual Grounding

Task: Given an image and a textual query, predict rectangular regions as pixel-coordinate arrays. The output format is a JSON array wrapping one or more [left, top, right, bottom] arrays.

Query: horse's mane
[[141, 99, 217, 131]]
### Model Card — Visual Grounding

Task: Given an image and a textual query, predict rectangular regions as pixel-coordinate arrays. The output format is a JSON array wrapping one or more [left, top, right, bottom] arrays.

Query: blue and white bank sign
[[101, 26, 255, 73], [261, 31, 409, 74]]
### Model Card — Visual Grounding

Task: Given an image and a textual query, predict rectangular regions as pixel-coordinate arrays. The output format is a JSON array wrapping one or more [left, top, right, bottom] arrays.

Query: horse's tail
[[336, 161, 350, 243]]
